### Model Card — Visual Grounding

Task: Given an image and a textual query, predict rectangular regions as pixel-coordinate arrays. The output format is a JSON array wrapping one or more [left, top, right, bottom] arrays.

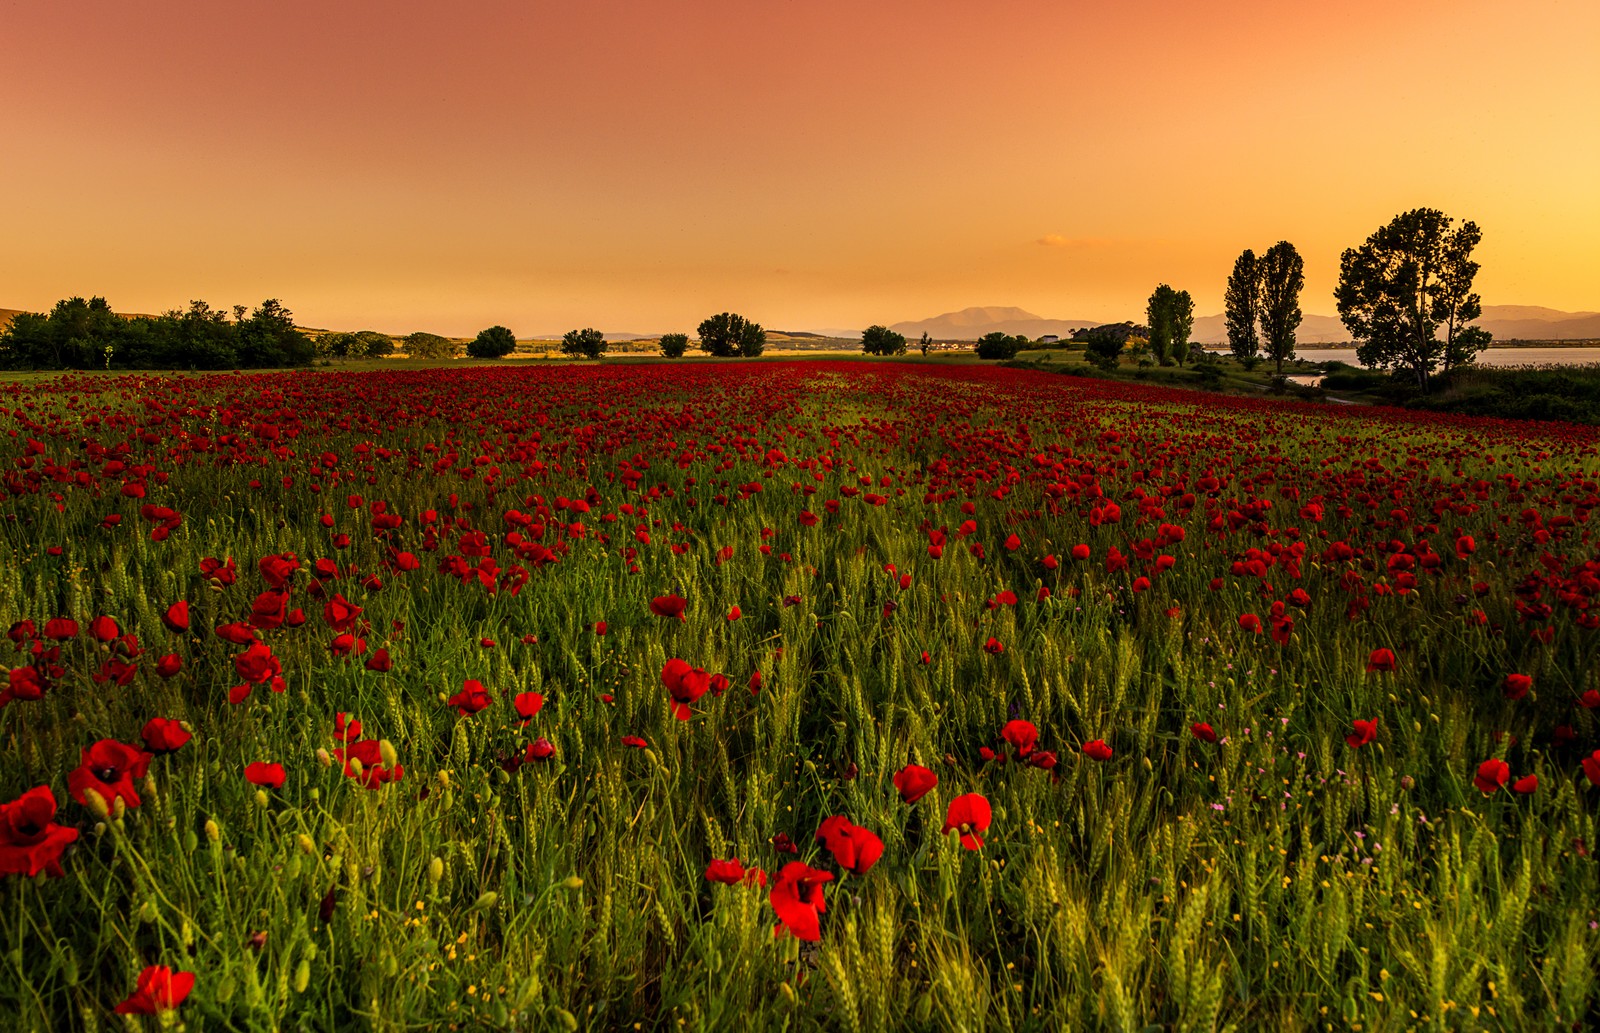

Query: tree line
[[0, 297, 315, 370]]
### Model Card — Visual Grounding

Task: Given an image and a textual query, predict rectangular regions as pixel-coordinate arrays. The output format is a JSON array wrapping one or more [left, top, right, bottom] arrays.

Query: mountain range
[[885, 305, 1600, 344]]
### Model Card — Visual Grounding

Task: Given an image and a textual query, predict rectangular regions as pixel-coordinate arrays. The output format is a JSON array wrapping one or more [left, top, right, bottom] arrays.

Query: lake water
[[1251, 347, 1600, 369]]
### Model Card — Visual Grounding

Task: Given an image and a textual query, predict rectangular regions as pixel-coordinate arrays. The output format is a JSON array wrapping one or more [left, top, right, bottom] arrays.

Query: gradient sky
[[4, 0, 1597, 335]]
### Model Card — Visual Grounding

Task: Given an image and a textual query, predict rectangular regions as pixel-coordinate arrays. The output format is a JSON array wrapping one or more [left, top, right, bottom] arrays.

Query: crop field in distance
[[1, 360, 1597, 1032]]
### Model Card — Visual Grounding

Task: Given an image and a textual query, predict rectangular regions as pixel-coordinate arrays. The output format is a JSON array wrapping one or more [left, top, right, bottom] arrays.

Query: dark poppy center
[[94, 766, 121, 782]]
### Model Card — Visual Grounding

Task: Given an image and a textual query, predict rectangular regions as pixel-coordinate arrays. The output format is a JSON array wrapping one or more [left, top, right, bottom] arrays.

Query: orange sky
[[4, 0, 1596, 335]]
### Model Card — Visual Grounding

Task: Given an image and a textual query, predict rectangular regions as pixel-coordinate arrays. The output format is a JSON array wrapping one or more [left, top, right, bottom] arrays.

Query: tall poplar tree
[[1258, 241, 1304, 376]]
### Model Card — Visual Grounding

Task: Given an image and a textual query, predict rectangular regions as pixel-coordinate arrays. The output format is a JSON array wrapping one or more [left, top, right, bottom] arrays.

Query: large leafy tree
[[659, 333, 689, 359], [561, 327, 607, 359], [697, 313, 765, 357], [1145, 285, 1177, 366], [861, 325, 907, 356], [1258, 241, 1304, 376], [1336, 208, 1488, 389], [1434, 221, 1490, 374], [974, 332, 1021, 360], [468, 325, 517, 359], [1224, 249, 1261, 367]]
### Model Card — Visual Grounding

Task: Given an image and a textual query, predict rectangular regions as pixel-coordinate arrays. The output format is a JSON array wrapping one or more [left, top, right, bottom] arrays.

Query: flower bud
[[205, 819, 221, 841], [82, 787, 110, 819], [316, 748, 332, 768], [428, 857, 444, 885], [110, 795, 127, 820], [254, 790, 270, 808], [298, 833, 316, 854], [561, 876, 583, 891], [379, 739, 398, 769]]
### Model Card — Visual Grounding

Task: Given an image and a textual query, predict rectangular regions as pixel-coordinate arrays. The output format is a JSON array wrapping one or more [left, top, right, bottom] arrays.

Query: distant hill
[[890, 307, 1105, 341]]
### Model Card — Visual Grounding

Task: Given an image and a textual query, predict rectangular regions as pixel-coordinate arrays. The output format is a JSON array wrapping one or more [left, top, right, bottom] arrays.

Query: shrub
[[659, 333, 689, 359]]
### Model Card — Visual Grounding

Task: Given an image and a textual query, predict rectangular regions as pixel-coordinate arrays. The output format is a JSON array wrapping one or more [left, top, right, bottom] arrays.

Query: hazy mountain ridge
[[889, 306, 1104, 341], [889, 305, 1600, 344]]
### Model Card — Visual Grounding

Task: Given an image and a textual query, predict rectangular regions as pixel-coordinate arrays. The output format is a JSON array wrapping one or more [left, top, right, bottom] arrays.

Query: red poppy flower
[[1365, 648, 1397, 673], [0, 786, 79, 878], [91, 615, 121, 642], [258, 552, 299, 589], [1001, 720, 1037, 758], [814, 816, 884, 876], [705, 858, 749, 885], [334, 739, 403, 788], [726, 605, 741, 621], [524, 738, 555, 761], [769, 861, 833, 941], [594, 621, 607, 636], [363, 647, 392, 672], [661, 658, 710, 720], [1082, 739, 1113, 762], [67, 739, 152, 811], [1472, 758, 1509, 794], [1580, 690, 1600, 709], [1502, 674, 1532, 700], [322, 593, 362, 632], [244, 762, 286, 789], [161, 601, 190, 633], [234, 641, 281, 684], [771, 832, 799, 855], [333, 712, 362, 743], [982, 637, 1004, 656], [650, 594, 688, 621], [621, 735, 648, 749], [942, 793, 992, 850], [43, 617, 79, 640], [1071, 544, 1090, 561], [1238, 613, 1262, 635], [141, 718, 191, 754], [892, 763, 937, 803], [1190, 722, 1217, 744], [154, 653, 183, 678], [514, 691, 544, 723], [113, 965, 195, 1015], [3, 665, 49, 705], [1511, 774, 1538, 794], [214, 622, 257, 646], [447, 679, 493, 716], [1582, 751, 1600, 786], [1027, 750, 1058, 771], [1345, 719, 1378, 749]]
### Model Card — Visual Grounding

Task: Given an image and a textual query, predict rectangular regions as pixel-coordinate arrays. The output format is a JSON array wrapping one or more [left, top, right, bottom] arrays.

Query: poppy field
[[2, 360, 1599, 1031]]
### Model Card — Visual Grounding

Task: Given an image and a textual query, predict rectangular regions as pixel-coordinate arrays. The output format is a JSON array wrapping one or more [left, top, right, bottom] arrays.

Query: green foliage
[[352, 331, 395, 359], [659, 333, 690, 359], [1224, 250, 1261, 366], [560, 328, 608, 360], [1336, 208, 1489, 389], [697, 313, 766, 357], [0, 297, 317, 370], [974, 332, 1022, 360], [403, 332, 459, 360], [1259, 241, 1305, 376], [1081, 326, 1124, 370], [861, 325, 907, 356], [467, 325, 517, 359], [1146, 286, 1195, 368]]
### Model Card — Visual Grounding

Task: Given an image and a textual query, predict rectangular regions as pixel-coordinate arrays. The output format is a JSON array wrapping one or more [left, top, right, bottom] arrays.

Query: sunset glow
[[5, 0, 1596, 333]]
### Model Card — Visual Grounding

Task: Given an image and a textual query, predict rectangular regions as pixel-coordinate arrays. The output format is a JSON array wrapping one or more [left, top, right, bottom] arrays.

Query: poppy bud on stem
[[205, 819, 221, 841], [83, 787, 110, 819]]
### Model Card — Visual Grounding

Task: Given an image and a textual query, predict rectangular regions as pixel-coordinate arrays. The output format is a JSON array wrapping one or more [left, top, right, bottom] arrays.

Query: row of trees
[[1224, 241, 1305, 375], [0, 297, 314, 370]]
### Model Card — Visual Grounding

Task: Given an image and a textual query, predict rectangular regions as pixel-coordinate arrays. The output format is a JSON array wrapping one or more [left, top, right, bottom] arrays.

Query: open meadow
[[2, 360, 1598, 1031]]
